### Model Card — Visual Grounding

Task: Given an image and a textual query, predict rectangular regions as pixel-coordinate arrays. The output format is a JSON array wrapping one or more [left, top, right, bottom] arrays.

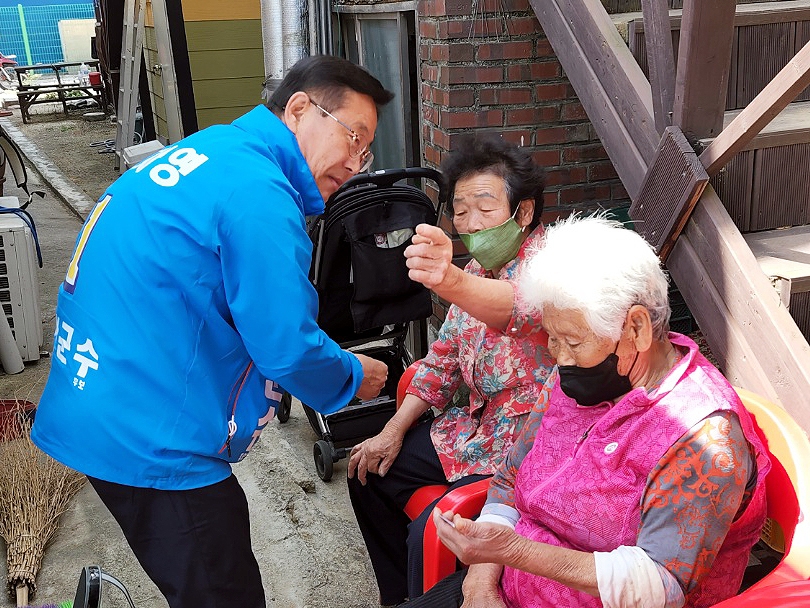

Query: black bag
[[310, 168, 442, 340]]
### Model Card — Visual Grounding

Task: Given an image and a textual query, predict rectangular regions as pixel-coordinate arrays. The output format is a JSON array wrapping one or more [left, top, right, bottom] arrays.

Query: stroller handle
[[331, 167, 446, 213]]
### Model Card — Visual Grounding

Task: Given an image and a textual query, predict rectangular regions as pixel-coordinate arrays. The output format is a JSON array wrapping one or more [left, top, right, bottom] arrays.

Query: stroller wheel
[[277, 391, 292, 423], [314, 440, 335, 481]]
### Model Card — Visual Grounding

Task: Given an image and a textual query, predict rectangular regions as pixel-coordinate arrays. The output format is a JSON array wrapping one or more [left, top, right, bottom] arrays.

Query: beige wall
[[183, 17, 265, 129]]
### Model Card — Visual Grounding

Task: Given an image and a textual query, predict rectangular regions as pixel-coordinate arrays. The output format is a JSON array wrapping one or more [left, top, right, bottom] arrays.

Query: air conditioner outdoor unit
[[0, 209, 42, 362]]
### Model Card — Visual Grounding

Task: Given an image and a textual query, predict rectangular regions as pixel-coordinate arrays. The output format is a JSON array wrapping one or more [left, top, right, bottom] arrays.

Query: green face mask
[[458, 208, 525, 271]]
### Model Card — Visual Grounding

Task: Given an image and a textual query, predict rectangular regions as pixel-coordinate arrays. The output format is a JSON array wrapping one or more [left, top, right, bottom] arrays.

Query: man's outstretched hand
[[353, 353, 388, 401]]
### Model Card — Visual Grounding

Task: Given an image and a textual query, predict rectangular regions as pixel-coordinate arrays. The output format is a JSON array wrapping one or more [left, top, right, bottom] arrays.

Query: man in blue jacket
[[32, 55, 391, 608]]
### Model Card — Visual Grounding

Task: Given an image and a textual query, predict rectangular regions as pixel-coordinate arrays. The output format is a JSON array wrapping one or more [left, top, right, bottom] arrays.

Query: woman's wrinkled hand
[[404, 224, 456, 291], [461, 591, 506, 608], [433, 508, 519, 567], [461, 585, 506, 608], [347, 427, 404, 484], [460, 564, 507, 608]]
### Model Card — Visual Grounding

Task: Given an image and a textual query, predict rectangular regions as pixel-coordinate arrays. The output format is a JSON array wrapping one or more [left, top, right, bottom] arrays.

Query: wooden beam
[[699, 39, 810, 177], [529, 0, 658, 199], [699, 101, 810, 152], [640, 0, 676, 133], [667, 185, 810, 429], [669, 236, 781, 389], [672, 0, 737, 140]]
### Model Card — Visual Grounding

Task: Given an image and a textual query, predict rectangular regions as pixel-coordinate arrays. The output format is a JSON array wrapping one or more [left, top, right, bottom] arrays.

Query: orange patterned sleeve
[[638, 410, 755, 599]]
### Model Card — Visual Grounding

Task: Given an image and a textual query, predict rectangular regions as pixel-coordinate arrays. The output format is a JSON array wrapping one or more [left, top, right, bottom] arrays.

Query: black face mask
[[558, 351, 635, 407]]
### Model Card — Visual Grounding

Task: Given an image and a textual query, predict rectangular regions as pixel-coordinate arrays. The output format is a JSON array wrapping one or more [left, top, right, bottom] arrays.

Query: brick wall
[[416, 0, 628, 331], [417, 0, 628, 211]]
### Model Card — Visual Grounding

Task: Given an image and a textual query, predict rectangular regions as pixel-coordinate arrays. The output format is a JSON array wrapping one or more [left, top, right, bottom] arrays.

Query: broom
[[0, 400, 86, 607]]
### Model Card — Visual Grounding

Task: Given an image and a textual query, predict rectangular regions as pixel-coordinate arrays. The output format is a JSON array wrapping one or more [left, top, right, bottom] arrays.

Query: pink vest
[[499, 333, 770, 608]]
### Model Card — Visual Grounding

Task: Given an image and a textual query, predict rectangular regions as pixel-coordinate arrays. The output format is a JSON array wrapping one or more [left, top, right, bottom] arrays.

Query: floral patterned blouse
[[406, 226, 556, 482]]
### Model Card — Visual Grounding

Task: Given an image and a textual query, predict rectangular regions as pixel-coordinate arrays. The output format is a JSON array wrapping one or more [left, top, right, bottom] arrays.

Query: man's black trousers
[[88, 473, 265, 608]]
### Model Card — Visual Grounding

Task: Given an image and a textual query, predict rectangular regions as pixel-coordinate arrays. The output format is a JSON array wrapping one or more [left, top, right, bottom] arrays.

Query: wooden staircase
[[527, 0, 810, 430], [616, 1, 810, 337]]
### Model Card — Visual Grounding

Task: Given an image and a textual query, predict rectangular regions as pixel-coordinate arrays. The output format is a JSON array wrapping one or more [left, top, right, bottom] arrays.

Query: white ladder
[[114, 0, 146, 172]]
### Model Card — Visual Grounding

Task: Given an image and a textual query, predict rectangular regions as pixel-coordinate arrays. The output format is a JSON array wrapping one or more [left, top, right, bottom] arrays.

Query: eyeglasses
[[310, 98, 374, 172]]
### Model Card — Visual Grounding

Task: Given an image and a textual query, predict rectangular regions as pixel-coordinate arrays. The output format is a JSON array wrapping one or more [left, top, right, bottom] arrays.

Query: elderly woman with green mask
[[347, 134, 555, 607]]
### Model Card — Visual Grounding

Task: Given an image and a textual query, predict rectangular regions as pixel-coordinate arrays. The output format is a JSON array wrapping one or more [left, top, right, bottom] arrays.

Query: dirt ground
[[0, 102, 381, 608], [3, 108, 120, 206]]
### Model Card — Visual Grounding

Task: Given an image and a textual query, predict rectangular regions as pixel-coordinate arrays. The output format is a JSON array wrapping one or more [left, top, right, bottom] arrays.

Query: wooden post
[[667, 185, 810, 427], [640, 0, 676, 134], [672, 0, 737, 140]]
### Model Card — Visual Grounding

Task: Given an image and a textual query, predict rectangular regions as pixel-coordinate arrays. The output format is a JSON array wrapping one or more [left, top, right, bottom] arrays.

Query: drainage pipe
[[260, 0, 285, 97], [260, 0, 308, 99], [281, 0, 307, 72]]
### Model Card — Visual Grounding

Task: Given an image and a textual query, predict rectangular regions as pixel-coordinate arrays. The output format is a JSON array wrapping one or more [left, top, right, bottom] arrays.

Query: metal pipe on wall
[[260, 0, 285, 98], [261, 0, 311, 100], [308, 0, 319, 56], [318, 0, 333, 55], [282, 0, 307, 71], [306, 0, 330, 57]]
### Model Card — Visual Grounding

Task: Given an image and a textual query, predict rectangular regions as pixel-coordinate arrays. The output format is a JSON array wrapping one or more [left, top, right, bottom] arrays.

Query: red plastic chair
[[396, 363, 493, 590], [713, 580, 810, 607], [398, 362, 447, 520], [416, 386, 810, 603], [712, 388, 810, 605]]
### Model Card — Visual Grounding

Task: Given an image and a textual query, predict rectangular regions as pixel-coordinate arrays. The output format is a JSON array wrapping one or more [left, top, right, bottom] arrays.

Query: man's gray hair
[[519, 215, 671, 341]]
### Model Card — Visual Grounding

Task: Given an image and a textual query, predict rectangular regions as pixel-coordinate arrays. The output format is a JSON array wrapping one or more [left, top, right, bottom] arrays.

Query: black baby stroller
[[278, 167, 444, 481]]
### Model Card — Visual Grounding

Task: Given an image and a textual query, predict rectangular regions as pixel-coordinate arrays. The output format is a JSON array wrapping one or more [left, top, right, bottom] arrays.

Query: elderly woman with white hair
[[401, 215, 771, 608]]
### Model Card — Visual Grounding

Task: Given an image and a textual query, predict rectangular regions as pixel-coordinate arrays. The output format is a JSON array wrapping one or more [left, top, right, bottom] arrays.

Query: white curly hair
[[519, 214, 671, 341]]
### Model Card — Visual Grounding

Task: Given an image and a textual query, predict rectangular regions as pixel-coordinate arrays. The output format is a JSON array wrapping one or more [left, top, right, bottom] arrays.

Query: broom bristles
[[0, 400, 85, 601]]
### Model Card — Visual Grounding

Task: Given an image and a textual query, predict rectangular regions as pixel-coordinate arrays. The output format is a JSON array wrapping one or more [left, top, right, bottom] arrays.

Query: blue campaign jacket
[[32, 106, 363, 489]]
